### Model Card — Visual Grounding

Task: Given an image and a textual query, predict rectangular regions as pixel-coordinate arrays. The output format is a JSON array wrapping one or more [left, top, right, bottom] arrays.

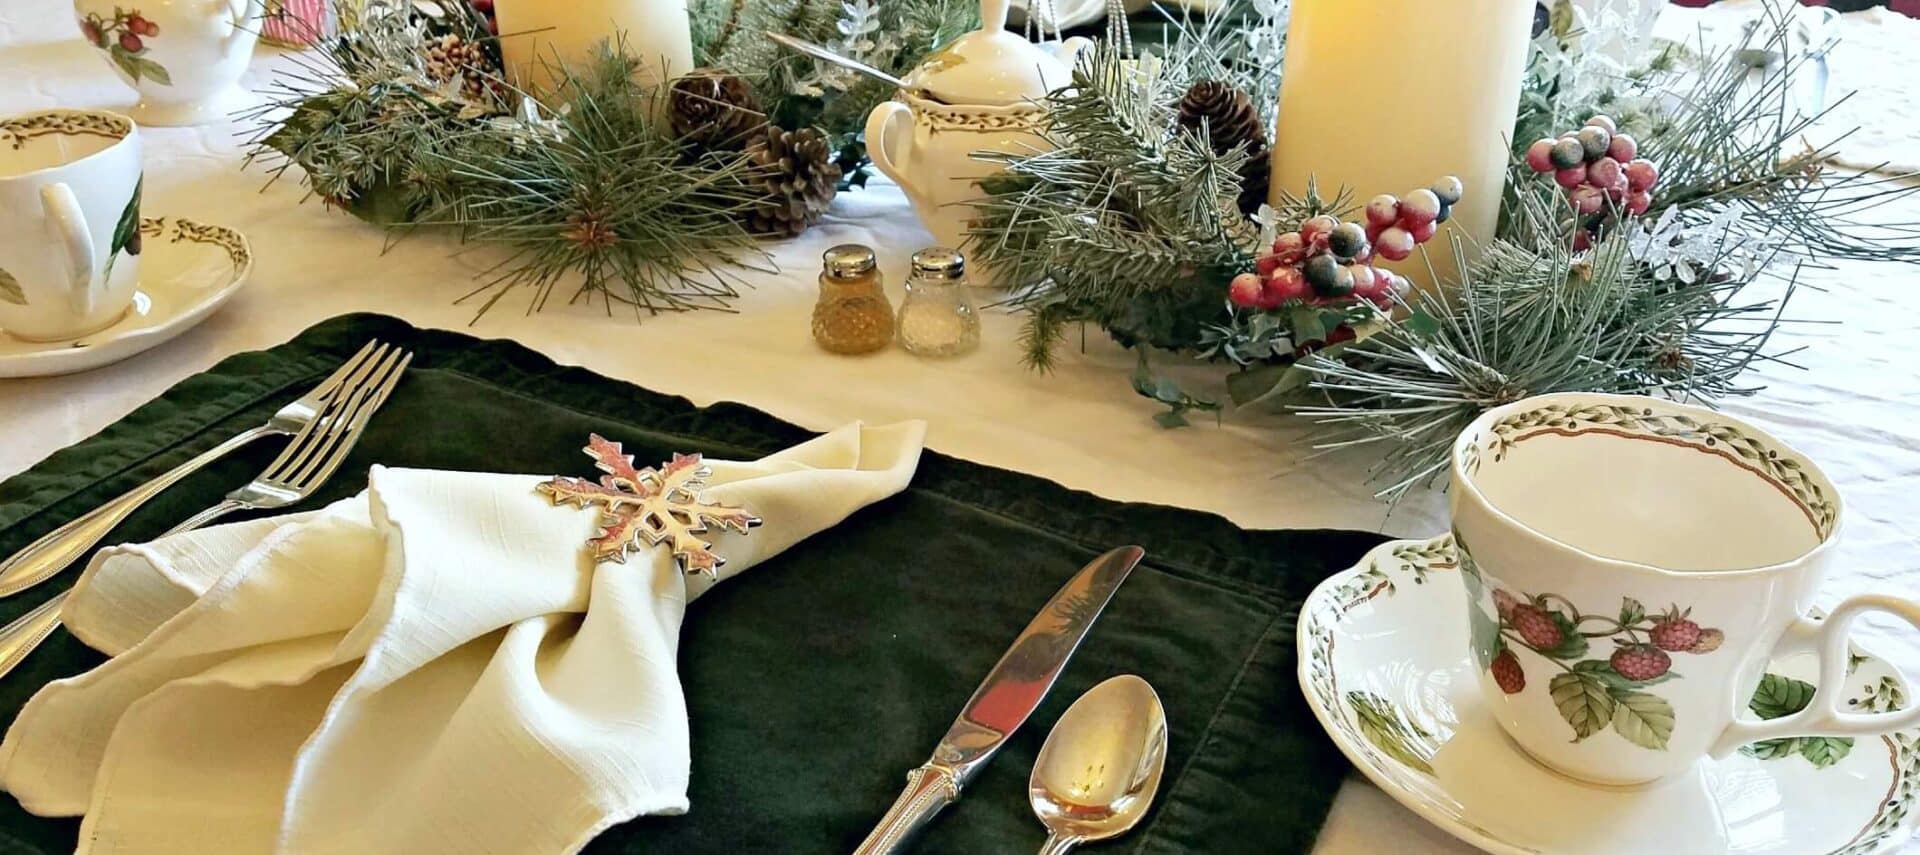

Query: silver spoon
[[1028, 675, 1168, 855], [766, 32, 908, 90]]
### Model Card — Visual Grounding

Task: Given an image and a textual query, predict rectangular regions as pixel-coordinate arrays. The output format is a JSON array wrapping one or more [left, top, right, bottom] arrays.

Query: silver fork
[[0, 341, 390, 599], [0, 345, 412, 679]]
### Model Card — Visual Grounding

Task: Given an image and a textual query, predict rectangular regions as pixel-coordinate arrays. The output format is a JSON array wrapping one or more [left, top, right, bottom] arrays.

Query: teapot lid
[[902, 0, 1074, 106]]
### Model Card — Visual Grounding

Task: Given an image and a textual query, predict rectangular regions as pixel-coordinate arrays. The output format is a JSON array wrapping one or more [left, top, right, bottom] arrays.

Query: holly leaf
[[1797, 736, 1854, 768], [1748, 673, 1816, 720], [0, 268, 24, 306], [1536, 610, 1589, 659], [1610, 690, 1676, 750], [1401, 306, 1442, 338], [1225, 363, 1308, 409], [1347, 692, 1434, 775], [1550, 670, 1615, 740], [1153, 410, 1191, 429]]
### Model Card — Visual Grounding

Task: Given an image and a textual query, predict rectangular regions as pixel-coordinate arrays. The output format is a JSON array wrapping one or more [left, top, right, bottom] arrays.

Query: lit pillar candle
[[1269, 0, 1535, 290], [494, 0, 693, 93]]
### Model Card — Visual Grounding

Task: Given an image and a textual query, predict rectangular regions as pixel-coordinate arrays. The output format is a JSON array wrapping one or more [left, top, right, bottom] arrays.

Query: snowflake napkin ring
[[537, 434, 761, 578]]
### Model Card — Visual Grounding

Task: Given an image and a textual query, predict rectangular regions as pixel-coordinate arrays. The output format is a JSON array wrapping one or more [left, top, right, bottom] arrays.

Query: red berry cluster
[[1523, 115, 1660, 250], [1226, 176, 1462, 312], [79, 9, 158, 53]]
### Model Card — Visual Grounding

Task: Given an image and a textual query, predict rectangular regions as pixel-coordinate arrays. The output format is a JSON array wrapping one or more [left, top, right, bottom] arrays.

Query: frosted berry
[[1366, 194, 1402, 227], [1691, 628, 1725, 654], [1607, 133, 1638, 163], [1328, 222, 1370, 261], [1348, 263, 1381, 296], [1255, 253, 1282, 276], [119, 31, 143, 52], [1554, 165, 1586, 189], [1570, 185, 1605, 215], [1624, 159, 1659, 193], [1228, 272, 1264, 308], [1572, 230, 1593, 252], [1300, 215, 1339, 245], [1434, 201, 1451, 225], [1265, 265, 1309, 304], [1585, 114, 1618, 135], [1491, 649, 1526, 694], [1611, 644, 1672, 682], [1576, 126, 1612, 161], [1430, 175, 1465, 206], [1303, 254, 1348, 297], [1587, 157, 1623, 190], [1407, 219, 1437, 244], [1526, 138, 1557, 173], [1649, 614, 1703, 652], [1626, 191, 1652, 216], [1492, 589, 1523, 620], [1374, 227, 1415, 262], [1510, 604, 1564, 650], [1388, 272, 1412, 297], [1399, 189, 1442, 228], [1550, 137, 1587, 170], [1271, 231, 1306, 262]]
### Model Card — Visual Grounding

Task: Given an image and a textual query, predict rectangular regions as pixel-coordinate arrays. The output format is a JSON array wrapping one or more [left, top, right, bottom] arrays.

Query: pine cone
[[1177, 80, 1270, 214], [743, 125, 841, 237], [669, 69, 765, 153]]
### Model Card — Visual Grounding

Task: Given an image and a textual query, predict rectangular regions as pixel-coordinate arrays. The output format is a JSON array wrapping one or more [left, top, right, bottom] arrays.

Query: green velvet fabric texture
[[0, 315, 1384, 854]]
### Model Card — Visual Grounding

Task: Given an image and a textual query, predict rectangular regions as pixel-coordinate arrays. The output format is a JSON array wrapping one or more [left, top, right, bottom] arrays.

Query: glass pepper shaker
[[811, 244, 894, 355], [895, 247, 980, 358]]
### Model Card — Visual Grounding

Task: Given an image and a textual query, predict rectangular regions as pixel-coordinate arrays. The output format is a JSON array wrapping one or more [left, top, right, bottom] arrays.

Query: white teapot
[[73, 0, 265, 126], [864, 0, 1087, 274]]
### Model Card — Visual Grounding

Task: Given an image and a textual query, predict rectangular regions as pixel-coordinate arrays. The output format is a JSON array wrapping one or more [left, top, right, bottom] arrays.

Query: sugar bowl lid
[[901, 0, 1075, 106]]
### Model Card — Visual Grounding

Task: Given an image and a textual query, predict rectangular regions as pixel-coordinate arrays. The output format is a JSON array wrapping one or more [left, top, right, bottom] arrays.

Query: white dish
[[1298, 535, 1920, 855], [0, 217, 251, 378]]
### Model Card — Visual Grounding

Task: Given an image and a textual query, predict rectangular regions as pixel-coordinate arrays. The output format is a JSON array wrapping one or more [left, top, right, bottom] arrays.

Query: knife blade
[[851, 545, 1145, 855]]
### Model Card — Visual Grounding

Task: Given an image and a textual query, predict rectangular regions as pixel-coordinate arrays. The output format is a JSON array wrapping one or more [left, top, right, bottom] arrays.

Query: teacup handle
[[1711, 594, 1920, 757], [39, 183, 97, 315]]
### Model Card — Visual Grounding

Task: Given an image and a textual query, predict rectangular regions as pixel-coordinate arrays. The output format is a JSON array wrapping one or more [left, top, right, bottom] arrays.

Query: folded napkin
[[0, 421, 925, 854]]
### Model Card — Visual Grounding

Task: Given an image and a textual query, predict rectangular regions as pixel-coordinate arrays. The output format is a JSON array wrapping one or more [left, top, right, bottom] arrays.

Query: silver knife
[[851, 545, 1145, 855]]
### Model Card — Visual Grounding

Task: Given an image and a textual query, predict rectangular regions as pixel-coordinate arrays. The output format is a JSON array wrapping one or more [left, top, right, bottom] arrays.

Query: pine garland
[[968, 9, 1919, 497]]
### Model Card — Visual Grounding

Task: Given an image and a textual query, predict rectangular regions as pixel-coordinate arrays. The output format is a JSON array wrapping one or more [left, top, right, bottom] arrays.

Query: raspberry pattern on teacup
[[1462, 548, 1723, 751]]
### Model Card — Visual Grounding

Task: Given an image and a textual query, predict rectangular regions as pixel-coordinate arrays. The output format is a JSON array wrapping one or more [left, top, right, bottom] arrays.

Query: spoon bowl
[[1028, 675, 1168, 855]]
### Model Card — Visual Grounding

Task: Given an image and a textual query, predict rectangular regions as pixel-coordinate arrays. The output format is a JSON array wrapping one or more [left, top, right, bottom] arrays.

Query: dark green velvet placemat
[[0, 314, 1383, 854]]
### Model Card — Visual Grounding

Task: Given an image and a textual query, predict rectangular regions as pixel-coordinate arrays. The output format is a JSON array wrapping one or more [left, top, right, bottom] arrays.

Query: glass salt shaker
[[895, 247, 980, 358], [812, 244, 894, 355]]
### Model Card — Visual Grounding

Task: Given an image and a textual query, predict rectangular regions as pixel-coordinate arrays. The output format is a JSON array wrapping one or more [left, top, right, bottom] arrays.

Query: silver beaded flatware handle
[[0, 344, 412, 680], [0, 340, 392, 600]]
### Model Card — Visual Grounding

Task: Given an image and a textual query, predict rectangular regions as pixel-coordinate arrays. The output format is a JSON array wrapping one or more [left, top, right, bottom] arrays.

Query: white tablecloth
[[1, 1, 1917, 853]]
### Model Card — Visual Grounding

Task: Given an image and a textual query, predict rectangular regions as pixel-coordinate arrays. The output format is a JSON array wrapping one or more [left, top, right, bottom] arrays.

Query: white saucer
[[0, 217, 251, 378], [1299, 536, 1920, 855]]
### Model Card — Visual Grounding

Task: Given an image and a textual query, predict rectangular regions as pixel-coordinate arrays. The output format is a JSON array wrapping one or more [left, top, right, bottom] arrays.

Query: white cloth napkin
[[0, 421, 926, 855]]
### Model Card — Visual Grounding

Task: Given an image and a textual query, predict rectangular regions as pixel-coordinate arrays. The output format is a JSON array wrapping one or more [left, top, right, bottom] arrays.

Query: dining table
[[2, 0, 1918, 852]]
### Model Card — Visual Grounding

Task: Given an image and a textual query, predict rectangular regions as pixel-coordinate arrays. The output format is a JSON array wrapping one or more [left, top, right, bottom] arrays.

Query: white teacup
[[0, 109, 145, 342], [73, 0, 265, 127], [1450, 392, 1920, 785]]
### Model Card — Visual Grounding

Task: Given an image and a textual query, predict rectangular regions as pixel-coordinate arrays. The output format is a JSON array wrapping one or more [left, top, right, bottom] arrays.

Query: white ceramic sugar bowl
[[864, 0, 1087, 273], [72, 0, 266, 126]]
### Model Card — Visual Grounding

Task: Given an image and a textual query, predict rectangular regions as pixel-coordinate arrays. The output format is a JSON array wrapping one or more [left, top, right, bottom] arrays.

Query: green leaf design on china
[[0, 268, 24, 306], [1610, 691, 1676, 750], [1741, 673, 1857, 768], [1550, 671, 1615, 740], [1347, 692, 1435, 775]]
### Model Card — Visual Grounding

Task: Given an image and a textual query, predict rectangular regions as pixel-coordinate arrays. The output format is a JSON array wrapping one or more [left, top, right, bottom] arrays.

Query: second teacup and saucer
[[1299, 392, 1920, 854], [0, 108, 251, 377]]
